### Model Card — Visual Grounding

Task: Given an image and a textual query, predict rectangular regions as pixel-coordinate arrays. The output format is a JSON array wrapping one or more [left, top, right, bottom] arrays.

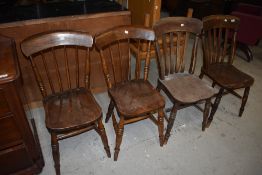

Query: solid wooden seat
[[159, 74, 217, 104], [154, 17, 216, 144], [21, 31, 110, 175], [45, 88, 102, 132], [200, 15, 255, 119], [109, 80, 165, 117], [203, 63, 254, 89], [95, 26, 165, 161]]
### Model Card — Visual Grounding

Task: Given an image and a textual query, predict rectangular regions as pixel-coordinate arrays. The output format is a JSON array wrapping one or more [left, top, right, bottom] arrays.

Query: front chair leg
[[97, 118, 111, 158], [51, 133, 60, 175], [208, 88, 224, 123], [158, 108, 165, 146], [114, 117, 125, 161], [105, 100, 114, 123], [239, 87, 250, 117], [202, 99, 211, 131], [164, 105, 177, 145]]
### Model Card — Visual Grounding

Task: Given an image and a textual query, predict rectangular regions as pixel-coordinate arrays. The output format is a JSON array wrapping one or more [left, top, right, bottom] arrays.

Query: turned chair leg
[[239, 87, 250, 117], [114, 117, 125, 161], [51, 133, 60, 175], [158, 109, 165, 146], [105, 100, 114, 123], [208, 88, 224, 123], [202, 99, 211, 131], [97, 118, 111, 158], [164, 105, 177, 145]]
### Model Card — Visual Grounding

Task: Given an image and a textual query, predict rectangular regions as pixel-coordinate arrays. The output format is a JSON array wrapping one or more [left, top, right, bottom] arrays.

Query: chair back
[[153, 17, 202, 80], [95, 25, 155, 89], [21, 31, 93, 99], [202, 15, 240, 68]]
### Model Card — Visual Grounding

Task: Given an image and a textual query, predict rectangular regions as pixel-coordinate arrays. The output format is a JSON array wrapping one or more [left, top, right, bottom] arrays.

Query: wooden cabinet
[[0, 35, 44, 175]]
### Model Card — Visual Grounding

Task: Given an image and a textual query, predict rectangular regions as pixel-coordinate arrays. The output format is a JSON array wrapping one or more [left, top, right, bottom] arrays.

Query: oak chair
[[130, 8, 194, 78], [95, 26, 165, 161], [153, 17, 217, 144], [21, 31, 111, 175], [200, 15, 254, 122]]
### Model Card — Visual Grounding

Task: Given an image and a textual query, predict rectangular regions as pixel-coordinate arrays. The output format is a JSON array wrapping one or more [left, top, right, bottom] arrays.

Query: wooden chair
[[95, 26, 165, 161], [130, 8, 194, 78], [21, 31, 111, 175], [200, 15, 254, 122], [153, 17, 217, 144]]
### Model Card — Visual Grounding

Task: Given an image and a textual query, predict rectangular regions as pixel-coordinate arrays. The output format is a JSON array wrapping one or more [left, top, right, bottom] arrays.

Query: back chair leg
[[105, 100, 114, 123], [97, 118, 111, 158], [199, 71, 204, 79], [202, 99, 211, 131], [114, 117, 125, 161], [158, 109, 165, 146], [239, 87, 250, 117], [51, 133, 60, 175], [164, 105, 177, 145], [208, 88, 224, 123]]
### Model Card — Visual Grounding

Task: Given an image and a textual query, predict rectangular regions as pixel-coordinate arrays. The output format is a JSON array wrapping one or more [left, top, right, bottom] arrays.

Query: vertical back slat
[[229, 30, 238, 64], [117, 41, 123, 82], [75, 46, 79, 88], [144, 41, 151, 80], [162, 33, 169, 75], [30, 57, 47, 97], [213, 28, 217, 62], [155, 39, 165, 80], [180, 32, 189, 72], [208, 30, 213, 64], [217, 27, 222, 62], [169, 32, 175, 74], [99, 51, 112, 88], [136, 40, 141, 79], [175, 32, 181, 73], [222, 28, 229, 63], [41, 51, 55, 94], [109, 46, 116, 84], [127, 38, 131, 80], [189, 35, 199, 74], [64, 46, 71, 89], [52, 48, 63, 92], [84, 48, 90, 89]]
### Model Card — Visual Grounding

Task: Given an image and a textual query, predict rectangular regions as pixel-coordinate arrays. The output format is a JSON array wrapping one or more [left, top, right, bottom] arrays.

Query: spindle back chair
[[21, 31, 111, 175], [200, 15, 254, 120], [96, 26, 165, 161], [154, 17, 217, 144]]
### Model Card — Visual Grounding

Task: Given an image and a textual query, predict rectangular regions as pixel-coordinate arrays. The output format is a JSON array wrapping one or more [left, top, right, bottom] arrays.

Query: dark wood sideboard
[[0, 35, 44, 175]]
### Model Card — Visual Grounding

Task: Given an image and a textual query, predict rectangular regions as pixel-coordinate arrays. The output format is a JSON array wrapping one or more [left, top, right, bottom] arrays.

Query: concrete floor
[[33, 42, 262, 175]]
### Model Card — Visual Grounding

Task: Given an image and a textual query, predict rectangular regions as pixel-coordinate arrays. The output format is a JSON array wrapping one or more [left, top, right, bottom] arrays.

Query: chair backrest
[[21, 31, 93, 99], [95, 25, 155, 89], [153, 17, 203, 80], [202, 15, 240, 68]]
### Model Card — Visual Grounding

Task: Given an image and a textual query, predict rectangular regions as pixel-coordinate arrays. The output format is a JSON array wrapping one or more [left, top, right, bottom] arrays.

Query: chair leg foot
[[164, 105, 177, 144], [114, 117, 124, 161], [158, 109, 165, 146], [105, 100, 114, 123], [239, 87, 250, 117], [202, 99, 211, 131], [97, 118, 111, 158], [51, 133, 60, 175]]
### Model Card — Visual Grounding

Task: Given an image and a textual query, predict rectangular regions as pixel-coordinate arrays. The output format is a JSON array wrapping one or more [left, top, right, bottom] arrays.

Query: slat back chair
[[131, 8, 194, 79], [200, 15, 254, 120], [154, 17, 217, 144], [21, 31, 111, 175], [95, 26, 165, 161]]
